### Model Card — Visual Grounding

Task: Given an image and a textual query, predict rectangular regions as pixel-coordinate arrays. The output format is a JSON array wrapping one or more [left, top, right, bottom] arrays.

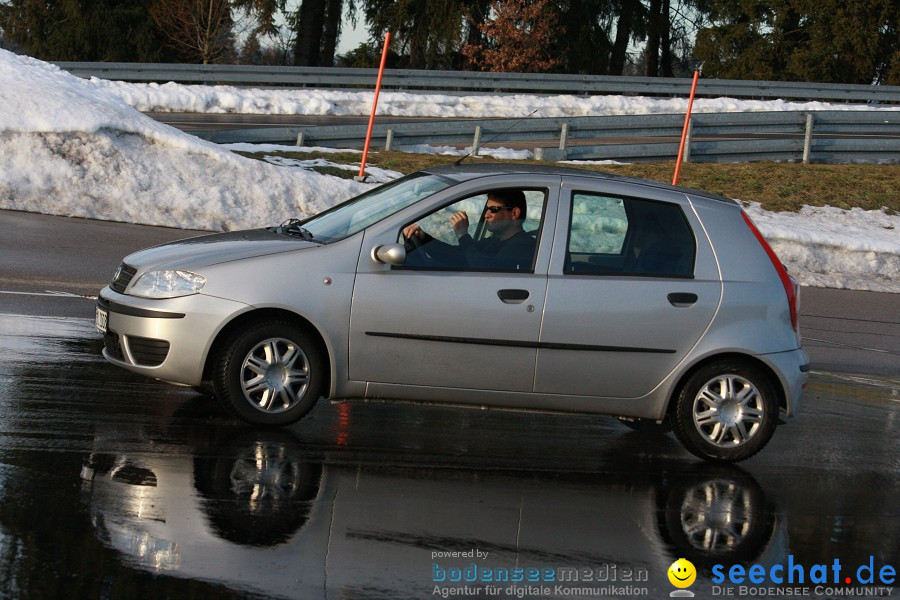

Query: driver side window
[[400, 189, 546, 272], [413, 195, 486, 245]]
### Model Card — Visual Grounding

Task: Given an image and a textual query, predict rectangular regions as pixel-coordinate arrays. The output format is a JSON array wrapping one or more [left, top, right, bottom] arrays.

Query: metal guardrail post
[[385, 129, 394, 151], [559, 122, 569, 152], [802, 113, 814, 163], [472, 125, 482, 156], [296, 132, 305, 146]]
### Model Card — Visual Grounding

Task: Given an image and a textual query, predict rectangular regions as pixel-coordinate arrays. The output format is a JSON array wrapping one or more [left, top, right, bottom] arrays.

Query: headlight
[[128, 270, 206, 299]]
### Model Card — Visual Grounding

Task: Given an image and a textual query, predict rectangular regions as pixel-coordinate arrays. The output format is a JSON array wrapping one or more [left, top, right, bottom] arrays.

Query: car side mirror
[[371, 243, 406, 265]]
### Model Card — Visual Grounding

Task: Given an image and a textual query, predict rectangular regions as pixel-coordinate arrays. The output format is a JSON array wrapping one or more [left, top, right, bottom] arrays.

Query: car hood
[[123, 229, 318, 272]]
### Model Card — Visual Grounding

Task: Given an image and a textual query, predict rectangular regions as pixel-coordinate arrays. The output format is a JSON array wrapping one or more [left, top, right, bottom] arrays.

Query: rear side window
[[565, 191, 695, 277]]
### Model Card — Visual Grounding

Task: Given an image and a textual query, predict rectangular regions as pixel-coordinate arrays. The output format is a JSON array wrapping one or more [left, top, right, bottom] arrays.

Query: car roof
[[423, 162, 736, 205]]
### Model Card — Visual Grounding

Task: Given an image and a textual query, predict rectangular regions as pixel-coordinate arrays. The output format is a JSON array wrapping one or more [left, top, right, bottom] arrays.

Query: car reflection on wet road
[[0, 314, 897, 600]]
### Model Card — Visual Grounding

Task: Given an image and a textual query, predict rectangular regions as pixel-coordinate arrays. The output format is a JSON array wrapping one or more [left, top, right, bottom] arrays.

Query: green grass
[[238, 149, 900, 214]]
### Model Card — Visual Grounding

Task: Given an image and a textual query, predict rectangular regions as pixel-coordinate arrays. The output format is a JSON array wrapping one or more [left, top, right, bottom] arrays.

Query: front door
[[349, 184, 556, 394]]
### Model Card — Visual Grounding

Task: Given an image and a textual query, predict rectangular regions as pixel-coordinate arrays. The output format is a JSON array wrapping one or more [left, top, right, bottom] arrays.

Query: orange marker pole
[[672, 67, 701, 186], [358, 32, 391, 180]]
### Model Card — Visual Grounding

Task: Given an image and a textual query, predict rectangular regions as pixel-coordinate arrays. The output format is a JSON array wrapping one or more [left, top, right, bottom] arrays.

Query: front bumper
[[97, 287, 250, 386]]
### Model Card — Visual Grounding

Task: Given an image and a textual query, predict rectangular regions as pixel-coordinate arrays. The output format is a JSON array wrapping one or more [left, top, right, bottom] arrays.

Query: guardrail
[[56, 61, 900, 104], [197, 110, 900, 164]]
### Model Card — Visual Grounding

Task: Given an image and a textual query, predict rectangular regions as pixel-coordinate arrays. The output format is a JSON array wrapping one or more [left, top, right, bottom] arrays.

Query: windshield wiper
[[274, 218, 316, 241]]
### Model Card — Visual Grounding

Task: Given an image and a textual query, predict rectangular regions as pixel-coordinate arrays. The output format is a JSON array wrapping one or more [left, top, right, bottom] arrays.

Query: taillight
[[741, 211, 799, 332]]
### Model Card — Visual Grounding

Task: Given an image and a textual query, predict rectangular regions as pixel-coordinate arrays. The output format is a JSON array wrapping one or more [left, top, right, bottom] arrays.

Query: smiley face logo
[[668, 558, 696, 588]]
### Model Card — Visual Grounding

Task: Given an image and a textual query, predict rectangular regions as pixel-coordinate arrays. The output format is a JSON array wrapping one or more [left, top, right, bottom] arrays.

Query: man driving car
[[402, 190, 536, 271]]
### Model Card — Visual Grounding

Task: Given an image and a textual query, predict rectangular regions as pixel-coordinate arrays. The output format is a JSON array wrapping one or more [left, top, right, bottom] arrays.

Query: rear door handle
[[668, 292, 698, 307], [498, 289, 530, 304]]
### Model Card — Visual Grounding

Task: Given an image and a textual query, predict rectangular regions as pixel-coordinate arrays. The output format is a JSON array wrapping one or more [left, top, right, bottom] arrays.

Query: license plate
[[95, 306, 108, 334]]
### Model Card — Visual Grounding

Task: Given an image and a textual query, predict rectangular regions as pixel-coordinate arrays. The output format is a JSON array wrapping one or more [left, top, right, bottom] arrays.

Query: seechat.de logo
[[668, 558, 697, 598]]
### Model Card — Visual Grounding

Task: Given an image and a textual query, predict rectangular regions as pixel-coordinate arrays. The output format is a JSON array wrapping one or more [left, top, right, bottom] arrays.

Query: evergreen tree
[[693, 0, 799, 80], [0, 0, 177, 61], [694, 0, 899, 84], [233, 0, 294, 64], [787, 0, 898, 84], [364, 0, 466, 69], [232, 0, 284, 37], [556, 0, 616, 74]]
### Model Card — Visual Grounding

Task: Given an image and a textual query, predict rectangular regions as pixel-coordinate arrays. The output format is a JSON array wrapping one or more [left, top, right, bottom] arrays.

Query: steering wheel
[[403, 230, 433, 267], [405, 231, 424, 250]]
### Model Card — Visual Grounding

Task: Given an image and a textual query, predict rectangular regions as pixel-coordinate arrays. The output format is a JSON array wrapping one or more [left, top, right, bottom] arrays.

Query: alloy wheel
[[239, 337, 310, 414]]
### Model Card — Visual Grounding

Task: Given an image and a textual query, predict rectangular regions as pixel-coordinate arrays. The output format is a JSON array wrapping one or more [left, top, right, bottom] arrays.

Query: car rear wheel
[[673, 361, 778, 462], [213, 320, 324, 426]]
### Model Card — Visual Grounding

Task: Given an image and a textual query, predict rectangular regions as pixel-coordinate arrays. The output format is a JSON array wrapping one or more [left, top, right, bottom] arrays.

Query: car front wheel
[[673, 361, 778, 462], [213, 320, 324, 426]]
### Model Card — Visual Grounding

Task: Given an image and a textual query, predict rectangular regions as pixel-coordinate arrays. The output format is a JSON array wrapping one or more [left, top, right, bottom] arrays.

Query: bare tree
[[150, 0, 235, 64]]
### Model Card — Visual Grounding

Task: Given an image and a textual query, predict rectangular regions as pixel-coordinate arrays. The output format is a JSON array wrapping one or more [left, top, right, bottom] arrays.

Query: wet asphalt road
[[0, 210, 898, 599]]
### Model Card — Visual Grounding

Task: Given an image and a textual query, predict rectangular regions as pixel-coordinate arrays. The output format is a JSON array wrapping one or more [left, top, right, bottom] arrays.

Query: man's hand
[[402, 223, 424, 240], [450, 212, 470, 238]]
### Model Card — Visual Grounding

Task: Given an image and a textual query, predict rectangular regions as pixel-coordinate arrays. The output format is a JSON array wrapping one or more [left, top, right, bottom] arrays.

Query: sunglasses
[[484, 205, 513, 214]]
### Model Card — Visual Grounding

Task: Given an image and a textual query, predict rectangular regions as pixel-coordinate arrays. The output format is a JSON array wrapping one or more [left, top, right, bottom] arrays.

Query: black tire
[[213, 320, 324, 426], [673, 361, 778, 462]]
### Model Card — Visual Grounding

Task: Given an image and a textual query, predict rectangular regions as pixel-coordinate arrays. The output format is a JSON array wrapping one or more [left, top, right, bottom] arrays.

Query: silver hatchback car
[[97, 164, 808, 462]]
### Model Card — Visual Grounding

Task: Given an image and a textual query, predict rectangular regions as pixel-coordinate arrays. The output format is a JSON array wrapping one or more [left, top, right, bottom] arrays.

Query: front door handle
[[668, 292, 698, 307], [498, 289, 530, 304]]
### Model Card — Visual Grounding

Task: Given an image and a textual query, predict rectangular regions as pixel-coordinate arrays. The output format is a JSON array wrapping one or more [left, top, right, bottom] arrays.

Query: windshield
[[298, 172, 455, 243]]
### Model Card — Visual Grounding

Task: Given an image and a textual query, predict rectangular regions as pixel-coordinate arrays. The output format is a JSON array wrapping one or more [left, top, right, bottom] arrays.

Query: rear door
[[535, 178, 721, 398]]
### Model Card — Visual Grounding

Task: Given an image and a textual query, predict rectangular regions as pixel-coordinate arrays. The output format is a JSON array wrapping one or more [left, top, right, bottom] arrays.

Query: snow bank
[[744, 203, 900, 293], [0, 49, 369, 231], [87, 77, 900, 119]]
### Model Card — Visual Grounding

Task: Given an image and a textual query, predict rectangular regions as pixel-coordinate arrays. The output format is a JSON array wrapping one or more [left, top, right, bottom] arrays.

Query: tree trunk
[[407, 0, 429, 69], [465, 0, 491, 48], [294, 0, 326, 66], [610, 0, 636, 75], [772, 6, 801, 76], [660, 0, 673, 76], [320, 0, 343, 67], [645, 0, 661, 76]]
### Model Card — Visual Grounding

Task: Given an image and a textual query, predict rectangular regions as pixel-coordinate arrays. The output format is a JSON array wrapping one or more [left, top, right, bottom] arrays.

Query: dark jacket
[[406, 229, 537, 271], [456, 229, 536, 271]]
